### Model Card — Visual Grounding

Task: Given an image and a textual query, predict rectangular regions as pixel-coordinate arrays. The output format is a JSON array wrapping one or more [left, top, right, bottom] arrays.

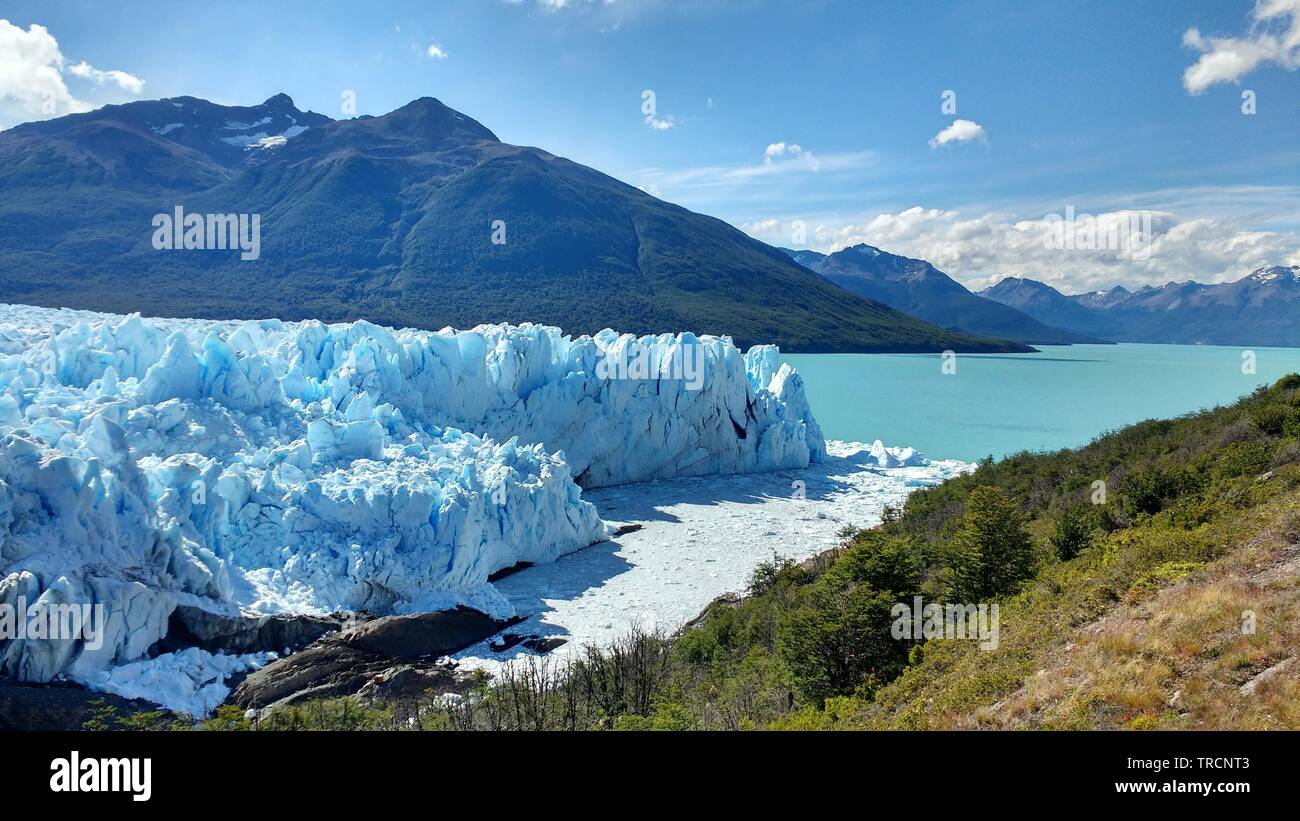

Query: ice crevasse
[[0, 304, 825, 688]]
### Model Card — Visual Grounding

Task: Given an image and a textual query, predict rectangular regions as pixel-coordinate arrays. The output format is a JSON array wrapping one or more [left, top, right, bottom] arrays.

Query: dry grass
[[984, 504, 1300, 730]]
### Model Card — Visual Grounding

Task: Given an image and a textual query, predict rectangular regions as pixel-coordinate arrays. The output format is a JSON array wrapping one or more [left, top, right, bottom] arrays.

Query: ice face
[[0, 304, 824, 689]]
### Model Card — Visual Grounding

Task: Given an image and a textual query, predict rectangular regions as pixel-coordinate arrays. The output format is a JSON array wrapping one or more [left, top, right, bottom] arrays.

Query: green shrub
[[778, 582, 905, 705], [1049, 504, 1095, 561], [945, 486, 1036, 601], [747, 553, 797, 597]]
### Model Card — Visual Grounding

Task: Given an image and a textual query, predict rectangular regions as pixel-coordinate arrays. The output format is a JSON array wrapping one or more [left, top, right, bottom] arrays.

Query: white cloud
[[644, 113, 677, 130], [426, 43, 448, 59], [66, 60, 144, 94], [634, 149, 874, 199], [764, 141, 800, 160], [1182, 0, 1300, 94], [928, 118, 986, 149], [741, 218, 782, 236], [761, 141, 821, 172], [742, 204, 1300, 293], [0, 19, 143, 126], [763, 141, 814, 163]]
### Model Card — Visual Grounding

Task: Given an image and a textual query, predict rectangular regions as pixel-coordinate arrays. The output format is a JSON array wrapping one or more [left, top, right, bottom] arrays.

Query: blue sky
[[2, 0, 1298, 292]]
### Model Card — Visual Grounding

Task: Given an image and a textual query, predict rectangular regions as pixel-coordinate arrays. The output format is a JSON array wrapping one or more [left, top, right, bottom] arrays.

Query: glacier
[[0, 303, 825, 710]]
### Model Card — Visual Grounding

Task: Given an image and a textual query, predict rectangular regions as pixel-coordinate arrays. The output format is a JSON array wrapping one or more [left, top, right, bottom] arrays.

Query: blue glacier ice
[[0, 304, 825, 703]]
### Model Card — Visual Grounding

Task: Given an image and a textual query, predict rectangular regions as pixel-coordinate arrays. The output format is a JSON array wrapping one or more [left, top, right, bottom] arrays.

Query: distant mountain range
[[0, 93, 1028, 354], [981, 267, 1300, 346], [781, 244, 1099, 345]]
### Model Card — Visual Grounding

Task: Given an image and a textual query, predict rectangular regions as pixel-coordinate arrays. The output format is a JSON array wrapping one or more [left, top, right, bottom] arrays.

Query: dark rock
[[154, 605, 365, 656], [231, 641, 461, 708], [0, 682, 176, 731], [522, 636, 568, 654], [489, 633, 527, 653], [339, 607, 522, 660], [487, 561, 533, 582], [355, 665, 459, 701], [231, 607, 521, 708]]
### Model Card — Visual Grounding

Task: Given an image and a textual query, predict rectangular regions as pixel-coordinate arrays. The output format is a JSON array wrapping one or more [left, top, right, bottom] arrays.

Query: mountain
[[1070, 284, 1132, 311], [777, 247, 827, 270], [0, 94, 1028, 354], [783, 244, 1099, 344], [981, 267, 1300, 346], [979, 277, 1119, 338]]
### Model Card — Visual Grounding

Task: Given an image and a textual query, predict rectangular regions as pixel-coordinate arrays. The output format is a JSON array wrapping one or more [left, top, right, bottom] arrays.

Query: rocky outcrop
[[231, 608, 520, 708], [153, 606, 362, 656]]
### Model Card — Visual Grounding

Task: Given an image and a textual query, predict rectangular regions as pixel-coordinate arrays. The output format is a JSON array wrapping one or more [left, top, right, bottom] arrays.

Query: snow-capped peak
[[1248, 265, 1300, 285]]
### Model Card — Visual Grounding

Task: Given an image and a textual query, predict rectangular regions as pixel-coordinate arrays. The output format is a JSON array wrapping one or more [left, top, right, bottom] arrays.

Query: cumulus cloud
[[425, 43, 448, 59], [1182, 0, 1300, 93], [741, 217, 783, 236], [643, 114, 676, 131], [0, 19, 143, 126], [763, 141, 814, 163], [66, 60, 144, 94], [928, 118, 986, 149], [742, 204, 1300, 293]]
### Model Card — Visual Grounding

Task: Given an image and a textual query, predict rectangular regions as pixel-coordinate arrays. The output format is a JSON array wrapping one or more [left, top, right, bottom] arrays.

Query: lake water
[[783, 344, 1300, 462]]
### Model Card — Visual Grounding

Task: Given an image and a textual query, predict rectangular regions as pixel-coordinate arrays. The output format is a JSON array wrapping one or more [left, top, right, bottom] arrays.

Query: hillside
[[0, 94, 1026, 354], [785, 245, 1099, 345]]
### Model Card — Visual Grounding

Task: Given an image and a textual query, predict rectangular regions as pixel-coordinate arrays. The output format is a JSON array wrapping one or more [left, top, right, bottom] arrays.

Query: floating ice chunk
[[847, 439, 932, 468]]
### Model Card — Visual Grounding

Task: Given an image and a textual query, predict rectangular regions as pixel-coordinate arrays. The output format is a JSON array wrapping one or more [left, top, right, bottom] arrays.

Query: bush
[[201, 704, 252, 731], [825, 531, 920, 597], [1121, 467, 1195, 517], [778, 582, 906, 705], [747, 553, 797, 597], [1049, 504, 1095, 561], [1250, 404, 1289, 436]]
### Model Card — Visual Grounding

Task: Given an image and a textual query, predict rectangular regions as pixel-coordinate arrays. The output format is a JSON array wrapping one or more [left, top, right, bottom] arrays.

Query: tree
[[827, 531, 920, 598], [1049, 504, 1094, 561], [778, 582, 904, 705], [946, 485, 1035, 601]]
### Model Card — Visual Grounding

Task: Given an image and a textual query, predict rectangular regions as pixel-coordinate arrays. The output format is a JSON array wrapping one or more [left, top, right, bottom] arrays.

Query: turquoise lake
[[783, 344, 1300, 463]]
